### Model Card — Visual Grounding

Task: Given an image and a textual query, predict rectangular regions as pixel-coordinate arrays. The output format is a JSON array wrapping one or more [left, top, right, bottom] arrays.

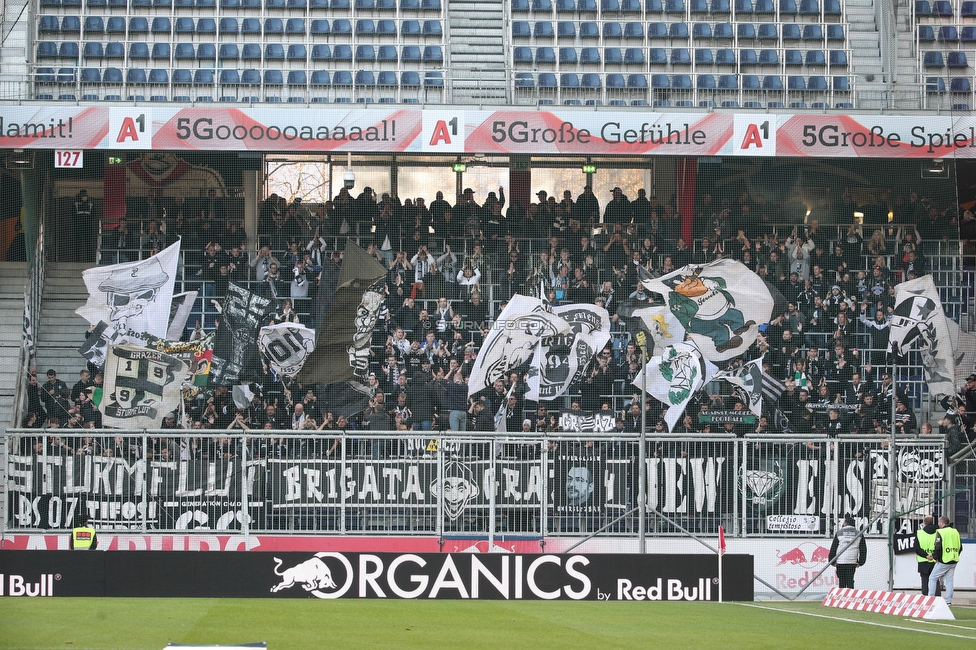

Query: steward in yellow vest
[[913, 515, 939, 596], [70, 518, 97, 550]]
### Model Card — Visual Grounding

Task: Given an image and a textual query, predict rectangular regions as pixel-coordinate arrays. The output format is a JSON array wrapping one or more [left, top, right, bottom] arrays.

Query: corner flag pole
[[718, 525, 726, 603], [636, 331, 648, 555]]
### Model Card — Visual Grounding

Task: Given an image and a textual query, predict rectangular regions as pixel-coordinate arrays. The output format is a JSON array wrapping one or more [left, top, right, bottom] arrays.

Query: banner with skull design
[[633, 342, 718, 432], [211, 283, 274, 386], [640, 259, 783, 362], [75, 240, 181, 345], [888, 275, 956, 398], [101, 343, 190, 428], [524, 303, 611, 401], [258, 323, 317, 378], [298, 241, 388, 386]]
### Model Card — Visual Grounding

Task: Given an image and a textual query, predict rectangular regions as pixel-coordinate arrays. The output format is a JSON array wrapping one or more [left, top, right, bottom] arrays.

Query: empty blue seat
[[241, 19, 261, 35], [356, 0, 374, 6], [311, 20, 331, 35], [646, 47, 664, 62], [603, 22, 623, 38], [103, 68, 123, 84], [104, 42, 125, 59], [106, 17, 126, 34], [536, 47, 555, 63], [129, 18, 149, 35], [604, 48, 622, 63], [802, 24, 823, 41], [713, 23, 733, 39], [652, 99, 671, 107], [805, 50, 825, 66], [402, 45, 421, 60], [286, 70, 306, 86], [310, 70, 331, 86], [647, 0, 665, 10], [740, 48, 757, 64], [715, 48, 736, 65], [673, 73, 692, 88], [670, 23, 689, 38], [423, 45, 443, 61], [604, 0, 621, 10], [538, 72, 558, 87], [287, 0, 306, 6], [711, 0, 730, 12], [219, 44, 239, 60], [925, 76, 946, 92], [918, 25, 935, 42], [915, 0, 932, 13], [80, 68, 101, 83], [287, 19, 306, 35], [401, 20, 421, 35], [174, 17, 194, 34], [622, 0, 643, 10], [196, 0, 216, 6], [128, 42, 149, 60], [762, 74, 783, 90], [151, 43, 170, 59], [606, 73, 625, 87], [665, 0, 684, 11], [672, 47, 691, 63], [535, 22, 554, 38], [333, 44, 353, 60], [782, 24, 800, 40], [556, 0, 575, 10], [651, 73, 670, 87], [559, 47, 578, 63], [923, 51, 944, 68], [421, 0, 440, 8], [557, 21, 576, 38], [784, 49, 803, 65], [580, 22, 600, 38], [219, 70, 240, 85], [561, 73, 580, 87], [735, 0, 753, 12], [632, 21, 655, 38], [933, 0, 952, 15], [627, 73, 648, 87], [172, 69, 192, 84], [963, 26, 976, 42], [826, 24, 845, 41], [963, 0, 976, 16], [265, 19, 284, 35], [61, 16, 81, 34], [513, 21, 531, 37], [515, 71, 535, 87], [242, 44, 262, 60], [693, 23, 712, 38], [581, 47, 601, 63], [512, 0, 529, 9], [356, 45, 375, 61], [767, 100, 784, 108], [242, 70, 262, 86], [83, 17, 104, 35], [743, 101, 763, 108], [194, 70, 214, 85], [828, 50, 847, 66], [197, 43, 216, 60], [758, 49, 778, 65], [288, 44, 307, 60], [356, 71, 375, 86], [718, 74, 737, 88], [221, 0, 239, 5], [265, 44, 284, 60], [376, 0, 396, 9], [689, 0, 708, 10], [798, 0, 818, 14], [833, 76, 850, 91], [401, 71, 421, 86], [582, 72, 602, 86], [738, 23, 756, 39], [948, 51, 969, 68], [83, 42, 104, 59], [356, 20, 375, 35], [127, 69, 148, 84], [152, 17, 171, 34], [807, 75, 827, 90], [822, 0, 839, 13], [939, 26, 959, 42], [196, 18, 216, 35], [577, 0, 597, 10], [423, 20, 442, 36], [787, 75, 805, 90], [331, 0, 350, 7], [514, 46, 533, 63], [377, 71, 398, 86], [757, 23, 777, 40], [695, 48, 713, 64], [951, 77, 971, 92]]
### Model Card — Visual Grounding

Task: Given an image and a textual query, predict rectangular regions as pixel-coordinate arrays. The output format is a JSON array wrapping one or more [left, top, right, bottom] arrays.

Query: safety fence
[[2, 431, 950, 541]]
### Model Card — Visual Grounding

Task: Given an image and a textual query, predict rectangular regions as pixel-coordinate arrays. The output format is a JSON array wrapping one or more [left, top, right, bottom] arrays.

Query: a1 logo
[[422, 111, 464, 152], [733, 115, 776, 155]]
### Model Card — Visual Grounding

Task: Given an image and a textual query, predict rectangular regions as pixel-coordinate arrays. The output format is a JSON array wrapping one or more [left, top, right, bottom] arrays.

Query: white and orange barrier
[[822, 587, 954, 620]]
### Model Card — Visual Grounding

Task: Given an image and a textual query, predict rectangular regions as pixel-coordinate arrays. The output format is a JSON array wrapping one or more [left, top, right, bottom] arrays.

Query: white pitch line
[[737, 603, 976, 640], [907, 618, 976, 631]]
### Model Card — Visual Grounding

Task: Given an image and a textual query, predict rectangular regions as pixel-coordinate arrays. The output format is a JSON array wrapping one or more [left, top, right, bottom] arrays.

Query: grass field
[[0, 599, 974, 650]]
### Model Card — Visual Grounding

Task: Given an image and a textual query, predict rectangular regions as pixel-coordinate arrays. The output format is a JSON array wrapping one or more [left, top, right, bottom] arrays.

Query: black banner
[[0, 551, 754, 601], [211, 283, 273, 386]]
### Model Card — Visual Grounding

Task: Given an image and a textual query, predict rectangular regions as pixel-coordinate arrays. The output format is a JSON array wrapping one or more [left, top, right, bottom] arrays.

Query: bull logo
[[270, 552, 354, 599], [776, 544, 831, 567]]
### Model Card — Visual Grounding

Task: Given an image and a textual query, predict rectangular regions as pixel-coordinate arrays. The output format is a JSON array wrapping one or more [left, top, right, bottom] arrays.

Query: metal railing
[[1, 430, 952, 542]]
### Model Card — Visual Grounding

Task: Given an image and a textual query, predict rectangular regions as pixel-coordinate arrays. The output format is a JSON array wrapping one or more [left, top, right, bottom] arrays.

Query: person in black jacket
[[914, 514, 941, 596]]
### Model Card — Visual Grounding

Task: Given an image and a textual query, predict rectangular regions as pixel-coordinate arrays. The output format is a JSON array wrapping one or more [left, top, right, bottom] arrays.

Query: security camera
[[343, 171, 356, 190]]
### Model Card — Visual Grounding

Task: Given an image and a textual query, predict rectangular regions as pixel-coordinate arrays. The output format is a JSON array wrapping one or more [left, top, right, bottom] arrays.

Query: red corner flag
[[718, 525, 727, 555]]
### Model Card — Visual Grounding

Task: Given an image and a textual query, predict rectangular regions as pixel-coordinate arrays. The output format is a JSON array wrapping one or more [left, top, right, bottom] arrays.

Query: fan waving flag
[[632, 342, 717, 432], [888, 275, 956, 398], [298, 241, 389, 385], [641, 259, 783, 362], [467, 294, 571, 396], [525, 303, 611, 401], [615, 300, 687, 357], [102, 343, 189, 428], [713, 357, 765, 417], [258, 323, 317, 377]]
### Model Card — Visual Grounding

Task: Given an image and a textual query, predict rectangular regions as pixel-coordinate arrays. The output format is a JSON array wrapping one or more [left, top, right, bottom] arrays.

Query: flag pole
[[637, 331, 648, 555], [718, 525, 724, 603], [887, 358, 897, 591]]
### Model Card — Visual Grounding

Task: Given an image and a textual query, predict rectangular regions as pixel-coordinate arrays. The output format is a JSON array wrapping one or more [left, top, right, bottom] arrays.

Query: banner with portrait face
[[553, 453, 606, 515]]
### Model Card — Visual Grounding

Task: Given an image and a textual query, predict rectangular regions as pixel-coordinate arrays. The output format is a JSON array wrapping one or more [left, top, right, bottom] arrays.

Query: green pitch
[[1, 599, 974, 650]]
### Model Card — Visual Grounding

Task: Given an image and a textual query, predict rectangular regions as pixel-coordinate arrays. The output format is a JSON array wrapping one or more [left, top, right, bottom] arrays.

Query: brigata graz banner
[[3, 106, 976, 158], [0, 551, 753, 600]]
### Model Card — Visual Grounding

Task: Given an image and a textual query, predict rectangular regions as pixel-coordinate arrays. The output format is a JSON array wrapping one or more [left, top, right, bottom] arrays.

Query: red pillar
[[102, 160, 126, 230]]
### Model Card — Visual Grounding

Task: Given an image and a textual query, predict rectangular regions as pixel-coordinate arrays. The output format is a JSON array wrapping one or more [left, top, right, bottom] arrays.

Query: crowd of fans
[[19, 182, 972, 461]]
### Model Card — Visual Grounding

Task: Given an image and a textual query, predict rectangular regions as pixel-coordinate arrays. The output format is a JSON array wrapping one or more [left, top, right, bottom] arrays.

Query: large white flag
[[467, 294, 570, 396], [712, 356, 765, 417], [166, 290, 198, 340], [76, 240, 180, 344], [257, 322, 317, 377], [641, 258, 779, 362], [633, 342, 717, 432], [626, 304, 687, 356], [888, 275, 956, 398], [525, 303, 611, 401], [101, 343, 189, 428]]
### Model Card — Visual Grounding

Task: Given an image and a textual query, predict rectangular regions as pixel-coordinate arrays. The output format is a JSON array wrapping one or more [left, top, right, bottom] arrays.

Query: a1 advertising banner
[[0, 551, 753, 600], [8, 106, 976, 158]]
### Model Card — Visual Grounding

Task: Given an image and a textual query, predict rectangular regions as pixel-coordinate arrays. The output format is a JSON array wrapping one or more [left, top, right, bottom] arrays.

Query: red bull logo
[[775, 543, 831, 568]]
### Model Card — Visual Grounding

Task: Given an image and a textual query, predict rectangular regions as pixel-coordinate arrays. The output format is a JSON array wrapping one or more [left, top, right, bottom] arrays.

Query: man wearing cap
[[604, 187, 632, 226], [458, 188, 485, 234], [572, 186, 601, 228], [161, 411, 179, 430]]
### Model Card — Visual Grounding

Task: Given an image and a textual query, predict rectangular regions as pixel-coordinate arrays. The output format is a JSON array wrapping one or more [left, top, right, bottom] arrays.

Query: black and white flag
[[166, 290, 198, 340], [889, 275, 956, 398], [211, 283, 274, 386], [525, 304, 611, 401], [102, 343, 189, 428], [22, 288, 35, 370], [257, 323, 317, 378], [557, 412, 616, 433], [713, 357, 765, 417]]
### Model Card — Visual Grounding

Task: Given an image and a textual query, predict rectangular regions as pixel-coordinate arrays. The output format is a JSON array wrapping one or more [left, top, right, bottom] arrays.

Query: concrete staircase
[[0, 261, 27, 429], [34, 263, 91, 382], [892, 0, 927, 109], [0, 0, 30, 98], [447, 0, 509, 104], [844, 0, 890, 109]]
